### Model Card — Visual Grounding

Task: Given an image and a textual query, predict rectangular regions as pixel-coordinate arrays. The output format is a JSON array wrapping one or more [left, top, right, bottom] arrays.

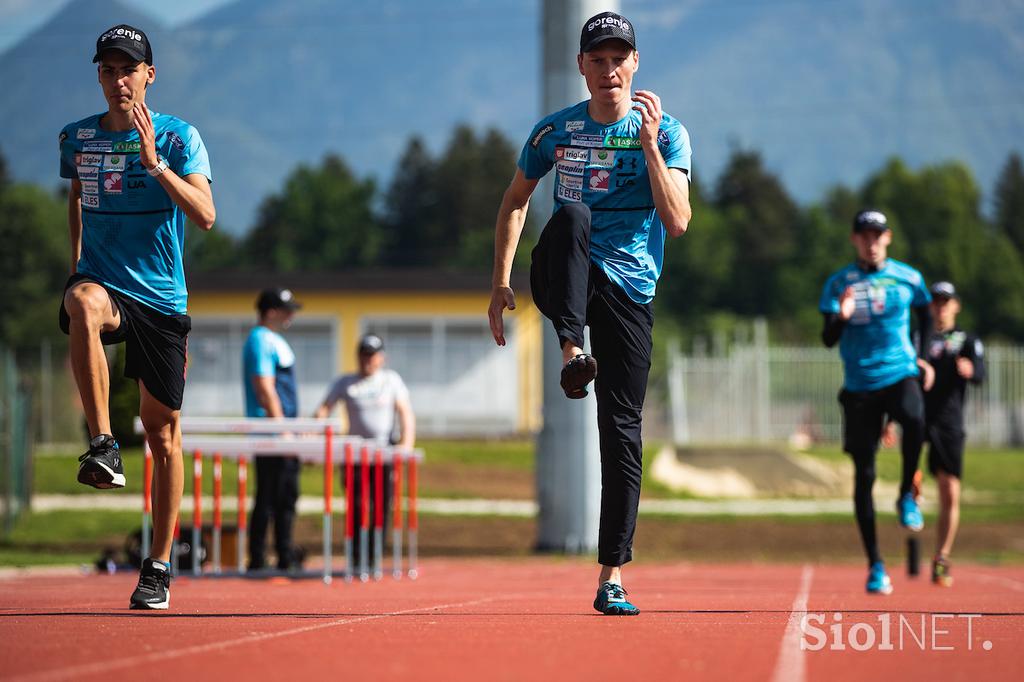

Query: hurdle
[[134, 417, 423, 583]]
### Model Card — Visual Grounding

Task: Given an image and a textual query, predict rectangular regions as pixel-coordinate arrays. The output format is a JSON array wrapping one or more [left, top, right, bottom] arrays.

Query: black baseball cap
[[93, 24, 153, 65], [930, 281, 959, 300], [358, 334, 385, 355], [580, 12, 636, 53], [852, 209, 890, 232], [256, 288, 302, 313]]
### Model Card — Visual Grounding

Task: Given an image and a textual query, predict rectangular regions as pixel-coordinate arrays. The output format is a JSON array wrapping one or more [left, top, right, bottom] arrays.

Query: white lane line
[[770, 564, 814, 682], [9, 595, 504, 682]]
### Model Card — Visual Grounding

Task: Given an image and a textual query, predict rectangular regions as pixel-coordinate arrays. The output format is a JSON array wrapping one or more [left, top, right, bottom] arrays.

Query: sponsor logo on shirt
[[565, 120, 585, 132], [530, 123, 555, 149], [77, 165, 98, 179], [127, 178, 147, 190], [113, 141, 141, 153], [559, 172, 583, 191], [167, 132, 186, 151], [83, 140, 112, 153], [556, 160, 586, 175], [591, 149, 615, 167], [571, 133, 604, 148], [77, 128, 96, 140], [556, 185, 582, 203], [555, 146, 589, 163], [658, 129, 670, 147], [58, 131, 67, 148], [103, 155, 126, 171], [82, 193, 100, 208], [76, 153, 103, 166], [80, 180, 99, 195], [605, 136, 641, 149], [588, 169, 611, 192], [104, 172, 123, 194]]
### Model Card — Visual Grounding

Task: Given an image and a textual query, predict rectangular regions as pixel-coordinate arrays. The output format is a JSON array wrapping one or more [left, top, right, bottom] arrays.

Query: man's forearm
[[155, 172, 216, 230], [68, 187, 82, 272], [643, 145, 690, 237], [492, 195, 530, 288]]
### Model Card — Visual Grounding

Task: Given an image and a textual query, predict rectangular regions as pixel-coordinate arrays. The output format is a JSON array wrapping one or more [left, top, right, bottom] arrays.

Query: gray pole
[[533, 0, 614, 554]]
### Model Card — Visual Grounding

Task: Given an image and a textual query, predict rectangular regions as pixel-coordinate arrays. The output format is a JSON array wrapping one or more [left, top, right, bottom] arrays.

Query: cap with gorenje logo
[[580, 12, 636, 53], [93, 24, 153, 65]]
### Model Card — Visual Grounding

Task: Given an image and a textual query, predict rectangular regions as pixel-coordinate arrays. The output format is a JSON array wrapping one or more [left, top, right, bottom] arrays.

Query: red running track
[[1, 559, 1021, 682]]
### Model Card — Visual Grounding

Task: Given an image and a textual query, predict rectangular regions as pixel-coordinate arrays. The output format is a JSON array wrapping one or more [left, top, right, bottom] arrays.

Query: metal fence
[[1, 345, 34, 536], [667, 327, 1024, 447]]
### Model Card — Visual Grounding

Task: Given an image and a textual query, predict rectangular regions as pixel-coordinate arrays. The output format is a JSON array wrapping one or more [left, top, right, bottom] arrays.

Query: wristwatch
[[147, 158, 169, 177]]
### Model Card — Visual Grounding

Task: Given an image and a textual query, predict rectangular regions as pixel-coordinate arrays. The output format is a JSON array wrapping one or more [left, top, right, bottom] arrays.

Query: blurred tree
[[712, 149, 801, 317], [0, 177, 68, 347], [243, 154, 380, 271], [184, 221, 241, 272], [380, 125, 531, 269], [994, 151, 1024, 254]]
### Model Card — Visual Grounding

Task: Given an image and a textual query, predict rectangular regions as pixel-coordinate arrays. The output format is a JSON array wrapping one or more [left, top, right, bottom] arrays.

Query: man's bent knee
[[65, 284, 117, 330]]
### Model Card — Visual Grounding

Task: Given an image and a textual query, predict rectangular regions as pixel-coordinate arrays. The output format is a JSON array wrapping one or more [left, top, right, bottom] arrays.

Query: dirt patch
[[418, 462, 534, 500]]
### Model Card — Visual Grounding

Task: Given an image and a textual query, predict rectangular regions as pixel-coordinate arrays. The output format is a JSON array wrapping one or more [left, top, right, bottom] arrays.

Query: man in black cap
[[58, 23, 215, 609], [921, 281, 985, 586], [488, 11, 692, 615], [316, 334, 415, 579], [820, 210, 934, 595], [243, 289, 302, 571]]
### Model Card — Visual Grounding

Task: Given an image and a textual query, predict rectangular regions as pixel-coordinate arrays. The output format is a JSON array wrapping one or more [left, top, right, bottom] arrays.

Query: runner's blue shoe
[[866, 561, 893, 595], [897, 492, 924, 532], [593, 581, 640, 616]]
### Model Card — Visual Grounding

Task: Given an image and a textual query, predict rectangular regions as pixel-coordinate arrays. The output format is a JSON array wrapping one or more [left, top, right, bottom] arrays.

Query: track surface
[[1, 559, 1021, 681]]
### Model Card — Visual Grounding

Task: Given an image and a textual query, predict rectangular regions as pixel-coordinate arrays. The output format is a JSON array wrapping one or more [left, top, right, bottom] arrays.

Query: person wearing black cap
[[315, 334, 416, 575], [243, 288, 303, 571], [57, 24, 215, 609], [488, 11, 692, 615], [921, 281, 985, 586], [819, 210, 934, 595]]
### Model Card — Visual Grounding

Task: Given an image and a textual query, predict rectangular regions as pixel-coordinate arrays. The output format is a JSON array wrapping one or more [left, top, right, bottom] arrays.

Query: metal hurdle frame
[[135, 417, 422, 583]]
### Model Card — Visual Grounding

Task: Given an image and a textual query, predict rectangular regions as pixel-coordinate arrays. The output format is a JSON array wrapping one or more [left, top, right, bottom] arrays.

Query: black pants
[[349, 462, 393, 566], [531, 203, 653, 567], [839, 377, 925, 565], [249, 456, 300, 569]]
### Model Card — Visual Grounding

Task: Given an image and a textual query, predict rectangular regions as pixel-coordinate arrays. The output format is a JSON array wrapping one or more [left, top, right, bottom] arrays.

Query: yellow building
[[185, 270, 542, 436]]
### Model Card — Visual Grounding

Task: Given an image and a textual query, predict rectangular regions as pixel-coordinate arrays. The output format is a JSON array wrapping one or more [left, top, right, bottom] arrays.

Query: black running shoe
[[77, 435, 125, 489], [560, 354, 598, 399], [130, 558, 171, 610]]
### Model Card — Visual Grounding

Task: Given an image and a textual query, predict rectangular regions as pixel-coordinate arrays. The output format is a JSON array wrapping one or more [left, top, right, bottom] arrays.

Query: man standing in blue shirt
[[243, 288, 302, 572], [820, 210, 934, 595], [58, 24, 215, 609], [488, 12, 691, 615]]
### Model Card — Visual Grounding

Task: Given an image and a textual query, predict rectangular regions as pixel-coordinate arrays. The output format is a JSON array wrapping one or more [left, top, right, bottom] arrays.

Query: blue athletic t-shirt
[[243, 326, 298, 418], [59, 112, 212, 315], [819, 259, 931, 392], [518, 100, 691, 304]]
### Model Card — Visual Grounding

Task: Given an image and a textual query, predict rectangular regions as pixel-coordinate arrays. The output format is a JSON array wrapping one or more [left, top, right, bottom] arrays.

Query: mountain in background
[[2, 0, 1022, 234]]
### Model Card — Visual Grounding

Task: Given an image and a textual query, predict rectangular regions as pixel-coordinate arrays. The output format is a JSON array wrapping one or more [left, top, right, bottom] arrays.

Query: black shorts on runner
[[926, 425, 965, 478], [839, 376, 925, 457], [59, 273, 191, 411]]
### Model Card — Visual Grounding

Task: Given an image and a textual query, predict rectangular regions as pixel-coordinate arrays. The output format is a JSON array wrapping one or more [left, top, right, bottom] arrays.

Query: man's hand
[[488, 286, 516, 346], [838, 286, 856, 320], [632, 90, 663, 152], [918, 359, 935, 392], [132, 103, 159, 170], [881, 420, 898, 449], [956, 357, 975, 379]]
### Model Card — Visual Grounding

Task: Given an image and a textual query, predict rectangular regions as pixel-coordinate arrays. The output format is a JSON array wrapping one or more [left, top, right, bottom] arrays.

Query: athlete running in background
[[820, 210, 933, 595], [488, 11, 691, 615], [59, 24, 215, 609]]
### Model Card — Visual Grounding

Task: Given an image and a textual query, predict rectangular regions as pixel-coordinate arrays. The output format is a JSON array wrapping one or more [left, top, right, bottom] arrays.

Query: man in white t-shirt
[[315, 334, 415, 563]]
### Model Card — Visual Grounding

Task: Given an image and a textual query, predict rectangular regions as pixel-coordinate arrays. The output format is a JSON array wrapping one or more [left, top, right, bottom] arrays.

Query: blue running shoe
[[593, 581, 640, 616], [866, 561, 893, 595], [897, 492, 924, 531]]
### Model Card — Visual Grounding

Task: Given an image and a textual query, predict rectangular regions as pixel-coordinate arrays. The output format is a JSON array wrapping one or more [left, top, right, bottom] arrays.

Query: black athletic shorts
[[59, 273, 191, 410], [839, 376, 924, 457], [926, 424, 965, 478]]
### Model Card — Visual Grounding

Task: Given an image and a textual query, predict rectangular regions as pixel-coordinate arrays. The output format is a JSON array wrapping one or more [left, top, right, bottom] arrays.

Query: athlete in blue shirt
[[820, 210, 933, 595], [488, 12, 691, 615], [243, 289, 302, 571], [58, 25, 215, 610]]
